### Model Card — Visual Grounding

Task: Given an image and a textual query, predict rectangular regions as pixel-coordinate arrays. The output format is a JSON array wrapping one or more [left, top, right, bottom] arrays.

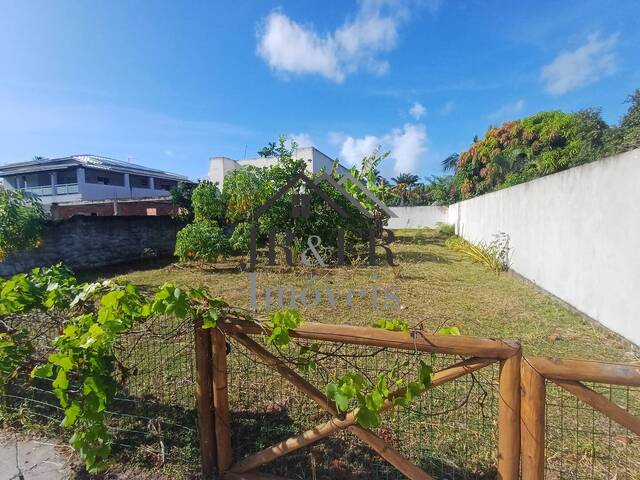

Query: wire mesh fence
[[1, 311, 200, 477], [225, 334, 501, 479], [544, 380, 640, 480], [3, 311, 640, 479]]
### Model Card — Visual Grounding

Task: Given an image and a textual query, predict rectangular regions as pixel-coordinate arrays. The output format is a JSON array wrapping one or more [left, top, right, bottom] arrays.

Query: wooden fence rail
[[194, 318, 640, 480]]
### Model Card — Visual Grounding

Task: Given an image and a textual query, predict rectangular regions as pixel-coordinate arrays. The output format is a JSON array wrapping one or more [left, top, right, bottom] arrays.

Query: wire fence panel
[[225, 335, 501, 479], [1, 312, 200, 478], [4, 311, 640, 480], [544, 381, 640, 480]]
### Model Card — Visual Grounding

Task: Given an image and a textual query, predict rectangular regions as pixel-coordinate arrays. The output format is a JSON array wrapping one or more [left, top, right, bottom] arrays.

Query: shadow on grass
[[76, 256, 178, 282], [230, 408, 497, 480], [396, 250, 451, 264], [2, 377, 200, 478]]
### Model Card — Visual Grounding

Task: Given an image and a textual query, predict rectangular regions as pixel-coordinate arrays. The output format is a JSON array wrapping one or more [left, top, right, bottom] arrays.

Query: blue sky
[[1, 0, 638, 180]]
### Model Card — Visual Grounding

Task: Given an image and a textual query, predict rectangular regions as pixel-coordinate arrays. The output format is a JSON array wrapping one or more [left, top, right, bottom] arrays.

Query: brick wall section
[[51, 200, 179, 220], [0, 216, 183, 277]]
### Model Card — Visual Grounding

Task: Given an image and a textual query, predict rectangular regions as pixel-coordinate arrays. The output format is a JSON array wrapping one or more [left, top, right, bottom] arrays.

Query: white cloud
[[257, 0, 422, 82], [334, 134, 381, 166], [385, 123, 427, 173], [287, 133, 314, 148], [488, 99, 525, 121], [256, 13, 343, 82], [331, 122, 428, 174], [409, 101, 426, 120], [541, 33, 619, 95]]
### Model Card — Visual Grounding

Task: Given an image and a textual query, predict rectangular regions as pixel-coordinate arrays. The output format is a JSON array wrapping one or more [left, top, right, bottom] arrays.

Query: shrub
[[169, 181, 197, 222], [445, 233, 511, 273], [191, 181, 226, 224], [0, 188, 46, 260], [228, 222, 250, 255], [436, 223, 455, 237], [174, 222, 229, 262]]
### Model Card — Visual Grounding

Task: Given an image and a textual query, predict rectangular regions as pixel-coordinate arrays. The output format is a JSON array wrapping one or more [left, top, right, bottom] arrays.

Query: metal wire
[[1, 312, 200, 476]]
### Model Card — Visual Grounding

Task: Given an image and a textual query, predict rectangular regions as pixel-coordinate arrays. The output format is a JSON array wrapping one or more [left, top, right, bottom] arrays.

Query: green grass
[[95, 228, 637, 363]]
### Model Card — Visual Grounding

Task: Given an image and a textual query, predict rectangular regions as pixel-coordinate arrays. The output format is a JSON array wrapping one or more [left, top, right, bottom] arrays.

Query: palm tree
[[441, 153, 459, 172], [391, 173, 420, 206]]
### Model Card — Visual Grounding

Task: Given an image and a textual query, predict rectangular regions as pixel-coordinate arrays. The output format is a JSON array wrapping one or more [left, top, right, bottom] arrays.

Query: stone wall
[[0, 216, 182, 277]]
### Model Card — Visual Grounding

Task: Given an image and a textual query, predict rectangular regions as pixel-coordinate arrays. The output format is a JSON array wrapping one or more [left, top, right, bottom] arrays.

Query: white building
[[208, 147, 347, 185], [0, 155, 190, 205]]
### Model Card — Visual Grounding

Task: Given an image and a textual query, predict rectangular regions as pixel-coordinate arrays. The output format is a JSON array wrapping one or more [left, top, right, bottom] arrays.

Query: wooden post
[[497, 352, 521, 480], [194, 320, 216, 479], [212, 327, 233, 473], [521, 359, 545, 480]]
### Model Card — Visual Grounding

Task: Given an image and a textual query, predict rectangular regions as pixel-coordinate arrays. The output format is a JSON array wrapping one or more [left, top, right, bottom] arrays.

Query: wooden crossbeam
[[218, 318, 519, 359], [229, 332, 433, 480], [527, 357, 640, 386], [231, 357, 496, 473], [552, 379, 640, 436]]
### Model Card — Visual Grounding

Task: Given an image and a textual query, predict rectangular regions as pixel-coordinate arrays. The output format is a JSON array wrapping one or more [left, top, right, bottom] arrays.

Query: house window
[[57, 169, 78, 184], [146, 208, 157, 216], [154, 178, 177, 191], [130, 175, 151, 188], [85, 169, 124, 186]]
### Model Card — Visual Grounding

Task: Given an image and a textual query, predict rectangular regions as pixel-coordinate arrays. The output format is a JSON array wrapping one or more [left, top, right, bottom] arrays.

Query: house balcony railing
[[54, 183, 79, 194], [20, 183, 79, 196]]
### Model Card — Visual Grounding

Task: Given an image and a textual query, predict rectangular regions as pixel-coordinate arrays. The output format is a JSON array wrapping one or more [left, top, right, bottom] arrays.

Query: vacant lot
[[98, 228, 637, 363]]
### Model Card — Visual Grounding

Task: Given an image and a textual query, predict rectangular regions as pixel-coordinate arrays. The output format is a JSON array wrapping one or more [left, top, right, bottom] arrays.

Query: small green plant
[[436, 222, 455, 237], [445, 233, 510, 273], [372, 318, 409, 332], [325, 360, 432, 428], [265, 309, 304, 347]]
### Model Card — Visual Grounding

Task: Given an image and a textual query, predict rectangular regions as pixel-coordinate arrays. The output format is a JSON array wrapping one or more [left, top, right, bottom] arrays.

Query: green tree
[[391, 173, 420, 206], [191, 181, 226, 224], [441, 153, 459, 172], [0, 188, 46, 260], [169, 181, 196, 221]]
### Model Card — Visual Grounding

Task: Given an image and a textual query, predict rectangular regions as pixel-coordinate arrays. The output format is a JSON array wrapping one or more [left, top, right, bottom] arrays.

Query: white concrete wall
[[387, 206, 448, 229], [447, 148, 640, 345]]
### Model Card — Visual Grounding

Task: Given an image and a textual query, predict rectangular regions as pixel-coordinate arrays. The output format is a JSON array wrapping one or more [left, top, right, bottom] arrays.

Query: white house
[[0, 155, 190, 205], [208, 147, 347, 185]]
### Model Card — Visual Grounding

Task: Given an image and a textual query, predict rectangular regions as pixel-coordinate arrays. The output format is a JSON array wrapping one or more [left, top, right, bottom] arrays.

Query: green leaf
[[371, 318, 409, 332], [436, 326, 461, 336], [47, 353, 73, 371], [334, 391, 350, 412], [31, 363, 53, 378], [356, 406, 381, 429], [52, 368, 69, 390], [61, 403, 81, 427], [419, 361, 433, 389], [202, 309, 219, 329]]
